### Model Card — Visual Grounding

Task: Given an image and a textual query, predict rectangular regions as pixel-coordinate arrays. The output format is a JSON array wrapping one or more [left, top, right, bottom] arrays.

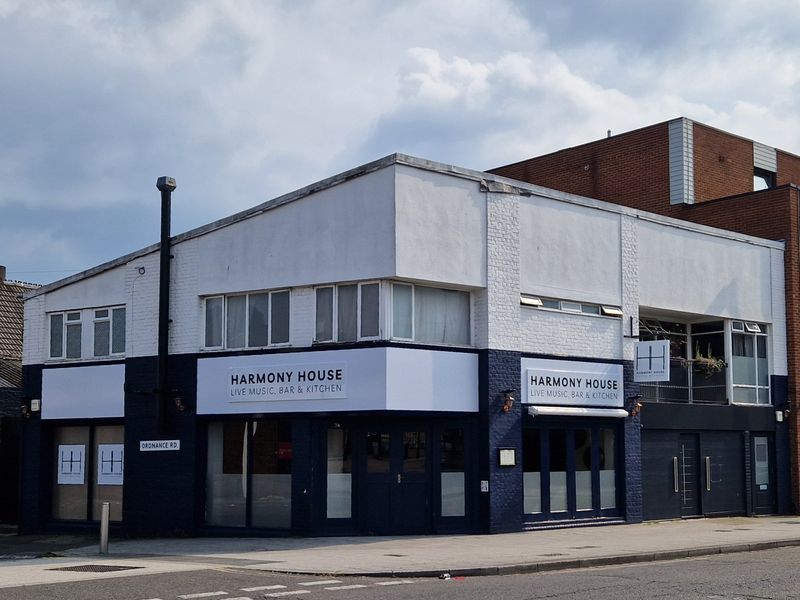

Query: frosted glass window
[[205, 297, 223, 347], [522, 429, 541, 514], [315, 287, 334, 342], [50, 314, 64, 358], [327, 428, 352, 519], [575, 429, 592, 511], [440, 428, 465, 517], [392, 284, 413, 339], [732, 330, 770, 405], [205, 422, 247, 527], [414, 286, 470, 345], [337, 285, 358, 342], [94, 320, 110, 356], [270, 291, 290, 344], [600, 429, 616, 509], [226, 296, 247, 348], [250, 420, 292, 529], [550, 430, 567, 512], [66, 321, 82, 359], [111, 308, 126, 354], [248, 293, 268, 347], [360, 283, 380, 338], [754, 437, 769, 486]]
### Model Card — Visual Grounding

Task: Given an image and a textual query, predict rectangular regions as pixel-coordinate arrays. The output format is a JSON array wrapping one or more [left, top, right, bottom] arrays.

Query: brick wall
[[777, 151, 800, 186], [692, 123, 754, 202], [489, 122, 672, 213]]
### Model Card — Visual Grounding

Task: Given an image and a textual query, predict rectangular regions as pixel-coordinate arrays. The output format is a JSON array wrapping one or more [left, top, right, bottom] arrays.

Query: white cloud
[[1, 0, 800, 282]]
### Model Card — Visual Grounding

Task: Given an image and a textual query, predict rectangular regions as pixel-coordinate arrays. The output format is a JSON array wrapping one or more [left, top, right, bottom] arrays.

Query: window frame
[[92, 306, 126, 358], [203, 290, 291, 350], [48, 310, 83, 360], [520, 295, 622, 319], [390, 282, 472, 347], [729, 320, 770, 406], [313, 281, 382, 344]]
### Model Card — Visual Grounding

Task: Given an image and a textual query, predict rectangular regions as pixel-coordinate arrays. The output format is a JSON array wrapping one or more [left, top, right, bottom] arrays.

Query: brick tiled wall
[[777, 151, 800, 186], [489, 122, 671, 213], [692, 123, 754, 202]]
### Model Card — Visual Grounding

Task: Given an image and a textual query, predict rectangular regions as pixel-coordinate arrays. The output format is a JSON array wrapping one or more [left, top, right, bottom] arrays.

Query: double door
[[643, 430, 754, 520], [363, 426, 429, 535]]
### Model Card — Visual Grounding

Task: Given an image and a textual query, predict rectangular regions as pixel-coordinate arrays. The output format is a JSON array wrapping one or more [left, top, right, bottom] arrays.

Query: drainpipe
[[156, 176, 176, 433]]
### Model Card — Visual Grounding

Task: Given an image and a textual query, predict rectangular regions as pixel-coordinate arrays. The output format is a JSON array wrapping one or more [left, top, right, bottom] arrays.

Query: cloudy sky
[[2, 0, 799, 284]]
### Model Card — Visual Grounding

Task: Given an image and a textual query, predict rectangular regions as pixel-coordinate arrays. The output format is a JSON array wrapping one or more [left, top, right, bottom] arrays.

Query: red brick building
[[490, 117, 800, 514]]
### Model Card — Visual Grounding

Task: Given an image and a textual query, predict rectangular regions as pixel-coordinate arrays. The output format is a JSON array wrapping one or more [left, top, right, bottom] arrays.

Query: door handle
[[705, 457, 711, 491], [673, 456, 679, 493]]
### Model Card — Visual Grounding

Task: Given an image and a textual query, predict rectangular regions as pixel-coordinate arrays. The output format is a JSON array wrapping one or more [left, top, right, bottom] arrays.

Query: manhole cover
[[384, 554, 407, 557], [48, 565, 144, 573], [538, 553, 566, 557]]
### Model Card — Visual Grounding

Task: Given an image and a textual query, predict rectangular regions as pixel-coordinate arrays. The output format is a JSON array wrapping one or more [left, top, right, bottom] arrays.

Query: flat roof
[[26, 153, 785, 300]]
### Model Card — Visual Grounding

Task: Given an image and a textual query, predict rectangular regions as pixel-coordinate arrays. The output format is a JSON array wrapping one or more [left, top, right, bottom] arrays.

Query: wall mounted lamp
[[20, 404, 31, 419], [626, 394, 643, 418], [501, 389, 515, 413], [173, 391, 187, 413]]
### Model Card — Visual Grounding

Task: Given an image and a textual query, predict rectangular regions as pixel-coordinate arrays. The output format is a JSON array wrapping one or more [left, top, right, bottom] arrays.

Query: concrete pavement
[[1, 516, 800, 588]]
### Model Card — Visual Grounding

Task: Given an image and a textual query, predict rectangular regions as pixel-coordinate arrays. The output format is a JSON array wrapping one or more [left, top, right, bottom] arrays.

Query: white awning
[[527, 405, 629, 419]]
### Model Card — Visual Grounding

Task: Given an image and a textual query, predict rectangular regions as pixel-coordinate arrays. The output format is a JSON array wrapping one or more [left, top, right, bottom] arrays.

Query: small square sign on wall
[[498, 448, 516, 467]]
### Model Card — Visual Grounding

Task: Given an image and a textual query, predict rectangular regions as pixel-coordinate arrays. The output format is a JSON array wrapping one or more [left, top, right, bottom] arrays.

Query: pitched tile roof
[[0, 277, 39, 361], [0, 358, 20, 389]]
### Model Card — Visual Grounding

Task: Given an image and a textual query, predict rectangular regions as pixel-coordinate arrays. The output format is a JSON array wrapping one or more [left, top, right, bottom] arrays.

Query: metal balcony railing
[[640, 358, 727, 405]]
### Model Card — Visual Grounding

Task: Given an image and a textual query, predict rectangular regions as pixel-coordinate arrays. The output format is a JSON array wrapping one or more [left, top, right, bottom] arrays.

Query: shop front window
[[53, 425, 124, 522], [522, 429, 541, 514], [205, 420, 292, 529], [440, 428, 465, 517], [326, 427, 352, 519]]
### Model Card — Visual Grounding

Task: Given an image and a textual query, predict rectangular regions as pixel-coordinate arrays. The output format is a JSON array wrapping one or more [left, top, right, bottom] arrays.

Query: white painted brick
[[22, 295, 45, 365], [620, 216, 639, 361], [485, 192, 520, 351]]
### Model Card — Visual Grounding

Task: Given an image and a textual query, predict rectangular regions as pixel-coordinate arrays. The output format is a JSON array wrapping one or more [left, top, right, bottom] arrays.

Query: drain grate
[[48, 564, 144, 573]]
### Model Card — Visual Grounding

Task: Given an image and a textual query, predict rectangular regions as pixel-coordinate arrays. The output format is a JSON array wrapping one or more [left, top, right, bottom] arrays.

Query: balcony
[[640, 358, 727, 405]]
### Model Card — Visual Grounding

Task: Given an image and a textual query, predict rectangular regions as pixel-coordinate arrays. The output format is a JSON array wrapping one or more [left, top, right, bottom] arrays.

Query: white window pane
[[316, 288, 333, 342], [95, 309, 108, 319], [732, 334, 756, 386], [112, 308, 126, 354], [360, 283, 379, 338], [337, 285, 357, 342], [66, 323, 81, 358], [94, 320, 110, 357], [248, 294, 268, 347], [327, 428, 351, 519], [600, 429, 616, 509], [392, 284, 412, 338], [205, 297, 223, 347], [733, 387, 757, 403], [226, 296, 247, 348], [414, 286, 470, 345], [270, 291, 290, 344], [754, 437, 769, 485], [758, 388, 770, 405], [50, 314, 64, 358]]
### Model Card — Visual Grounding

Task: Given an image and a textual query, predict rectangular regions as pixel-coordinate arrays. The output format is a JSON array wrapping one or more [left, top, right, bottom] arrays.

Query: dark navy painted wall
[[479, 349, 523, 533], [622, 362, 642, 524], [123, 355, 198, 536]]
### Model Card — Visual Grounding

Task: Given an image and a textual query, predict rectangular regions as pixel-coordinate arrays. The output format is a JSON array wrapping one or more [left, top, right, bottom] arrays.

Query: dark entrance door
[[679, 434, 701, 517], [751, 435, 776, 514], [363, 426, 430, 534]]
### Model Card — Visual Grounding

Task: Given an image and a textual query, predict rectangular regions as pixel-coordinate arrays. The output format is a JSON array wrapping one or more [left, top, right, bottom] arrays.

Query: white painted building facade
[[20, 154, 789, 535]]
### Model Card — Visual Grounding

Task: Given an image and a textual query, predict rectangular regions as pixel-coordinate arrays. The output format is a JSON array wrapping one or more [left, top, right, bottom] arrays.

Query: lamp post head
[[156, 176, 177, 192]]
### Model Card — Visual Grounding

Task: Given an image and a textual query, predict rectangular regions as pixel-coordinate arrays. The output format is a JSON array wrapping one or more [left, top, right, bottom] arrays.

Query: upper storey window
[[731, 321, 770, 404], [391, 283, 470, 346], [48, 306, 126, 360], [204, 290, 290, 350], [753, 168, 776, 191], [315, 282, 380, 343]]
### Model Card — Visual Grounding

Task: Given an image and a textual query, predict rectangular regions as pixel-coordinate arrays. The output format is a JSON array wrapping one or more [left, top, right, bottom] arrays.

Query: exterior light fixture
[[174, 393, 186, 413], [626, 394, 643, 417], [20, 404, 31, 419], [501, 389, 515, 413]]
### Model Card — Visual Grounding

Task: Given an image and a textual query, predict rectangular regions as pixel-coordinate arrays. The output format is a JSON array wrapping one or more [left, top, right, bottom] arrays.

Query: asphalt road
[[4, 546, 800, 600]]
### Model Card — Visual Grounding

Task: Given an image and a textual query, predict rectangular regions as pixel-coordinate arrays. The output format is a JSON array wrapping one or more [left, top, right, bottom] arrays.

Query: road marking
[[298, 580, 342, 586], [178, 593, 229, 599], [263, 592, 311, 598], [240, 585, 287, 591], [324, 585, 368, 591], [374, 580, 415, 586]]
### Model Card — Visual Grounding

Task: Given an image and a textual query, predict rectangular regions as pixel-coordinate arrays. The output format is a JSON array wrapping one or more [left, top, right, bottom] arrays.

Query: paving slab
[[41, 516, 800, 577]]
